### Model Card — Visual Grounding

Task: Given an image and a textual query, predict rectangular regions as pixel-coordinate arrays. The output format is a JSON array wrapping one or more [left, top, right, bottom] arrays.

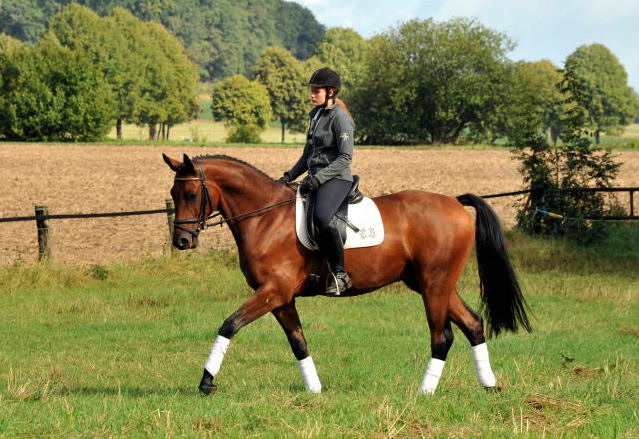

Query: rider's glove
[[277, 172, 291, 184], [299, 176, 320, 196]]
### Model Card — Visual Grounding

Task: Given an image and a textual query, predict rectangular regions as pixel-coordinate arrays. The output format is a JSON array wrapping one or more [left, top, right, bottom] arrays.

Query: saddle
[[305, 175, 364, 247]]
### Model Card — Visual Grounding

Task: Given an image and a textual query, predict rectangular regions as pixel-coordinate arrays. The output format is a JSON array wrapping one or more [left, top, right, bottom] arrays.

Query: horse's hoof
[[199, 383, 217, 395], [484, 385, 502, 393], [198, 369, 217, 395]]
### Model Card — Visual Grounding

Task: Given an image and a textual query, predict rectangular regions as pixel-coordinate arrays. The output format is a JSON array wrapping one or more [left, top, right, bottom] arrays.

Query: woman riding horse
[[278, 67, 354, 295], [163, 151, 531, 396]]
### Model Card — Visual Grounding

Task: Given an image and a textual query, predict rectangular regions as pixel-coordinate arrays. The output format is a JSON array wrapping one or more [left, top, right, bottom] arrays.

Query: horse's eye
[[185, 192, 197, 201]]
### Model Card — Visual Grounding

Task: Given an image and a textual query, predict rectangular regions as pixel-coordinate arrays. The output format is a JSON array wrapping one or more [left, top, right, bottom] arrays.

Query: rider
[[278, 67, 354, 295]]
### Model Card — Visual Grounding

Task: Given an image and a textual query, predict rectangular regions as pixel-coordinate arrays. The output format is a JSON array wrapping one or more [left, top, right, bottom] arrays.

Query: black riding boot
[[319, 223, 352, 295]]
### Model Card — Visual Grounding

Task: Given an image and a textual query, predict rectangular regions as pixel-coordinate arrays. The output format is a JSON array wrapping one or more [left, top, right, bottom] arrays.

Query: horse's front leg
[[272, 301, 321, 393], [199, 285, 287, 395]]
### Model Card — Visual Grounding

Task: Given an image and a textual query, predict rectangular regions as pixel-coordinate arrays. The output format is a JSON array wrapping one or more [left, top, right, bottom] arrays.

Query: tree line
[[212, 18, 638, 146], [0, 0, 324, 81], [0, 4, 198, 141], [1, 4, 637, 145]]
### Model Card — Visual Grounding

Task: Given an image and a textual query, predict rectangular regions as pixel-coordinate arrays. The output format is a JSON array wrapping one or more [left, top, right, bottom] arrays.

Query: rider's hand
[[277, 172, 291, 184], [299, 176, 320, 196]]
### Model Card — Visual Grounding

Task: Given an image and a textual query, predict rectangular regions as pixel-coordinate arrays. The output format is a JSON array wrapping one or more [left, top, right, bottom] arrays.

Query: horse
[[162, 153, 531, 395]]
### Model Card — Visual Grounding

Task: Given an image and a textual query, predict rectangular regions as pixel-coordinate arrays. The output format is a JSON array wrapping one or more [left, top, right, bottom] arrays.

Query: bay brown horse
[[162, 153, 531, 395]]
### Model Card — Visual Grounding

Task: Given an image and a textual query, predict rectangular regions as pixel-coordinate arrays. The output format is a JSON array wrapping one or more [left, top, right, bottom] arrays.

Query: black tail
[[457, 193, 532, 336]]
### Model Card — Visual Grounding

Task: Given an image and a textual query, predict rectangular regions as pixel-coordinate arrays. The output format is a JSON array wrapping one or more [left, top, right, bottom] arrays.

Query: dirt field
[[1, 144, 638, 265]]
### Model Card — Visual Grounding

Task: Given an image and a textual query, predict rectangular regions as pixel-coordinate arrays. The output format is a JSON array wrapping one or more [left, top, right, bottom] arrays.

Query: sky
[[291, 0, 639, 91]]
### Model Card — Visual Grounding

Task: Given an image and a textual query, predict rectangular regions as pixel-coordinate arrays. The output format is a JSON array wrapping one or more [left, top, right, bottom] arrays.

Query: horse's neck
[[204, 161, 291, 236]]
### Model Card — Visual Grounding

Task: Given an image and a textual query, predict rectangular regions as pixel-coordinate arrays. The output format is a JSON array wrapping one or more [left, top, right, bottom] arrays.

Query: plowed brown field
[[2, 144, 638, 265]]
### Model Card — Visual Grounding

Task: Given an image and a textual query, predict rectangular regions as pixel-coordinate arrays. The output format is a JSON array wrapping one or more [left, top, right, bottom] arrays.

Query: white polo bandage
[[204, 335, 231, 377], [419, 358, 446, 395], [298, 356, 322, 393], [471, 343, 496, 387]]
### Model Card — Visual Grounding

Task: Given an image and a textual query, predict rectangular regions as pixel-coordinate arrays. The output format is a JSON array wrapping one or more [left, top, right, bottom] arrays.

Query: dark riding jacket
[[287, 104, 354, 184]]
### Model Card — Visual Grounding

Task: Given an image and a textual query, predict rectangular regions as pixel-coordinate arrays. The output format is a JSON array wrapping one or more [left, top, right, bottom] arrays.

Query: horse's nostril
[[177, 237, 190, 249]]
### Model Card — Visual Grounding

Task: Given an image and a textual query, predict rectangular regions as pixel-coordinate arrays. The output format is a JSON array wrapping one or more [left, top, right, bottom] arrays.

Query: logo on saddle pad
[[295, 189, 385, 251]]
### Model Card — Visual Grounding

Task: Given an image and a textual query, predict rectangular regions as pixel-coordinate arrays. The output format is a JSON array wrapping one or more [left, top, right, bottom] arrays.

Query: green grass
[[1, 227, 638, 438]]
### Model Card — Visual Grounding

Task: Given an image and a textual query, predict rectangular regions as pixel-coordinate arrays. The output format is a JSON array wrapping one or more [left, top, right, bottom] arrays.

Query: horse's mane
[[193, 154, 275, 182]]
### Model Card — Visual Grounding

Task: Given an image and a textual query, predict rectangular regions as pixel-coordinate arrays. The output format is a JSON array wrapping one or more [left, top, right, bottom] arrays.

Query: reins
[[173, 161, 297, 236]]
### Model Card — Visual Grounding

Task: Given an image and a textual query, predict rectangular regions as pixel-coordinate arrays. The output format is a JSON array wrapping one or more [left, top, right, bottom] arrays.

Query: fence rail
[[1, 187, 638, 262], [479, 186, 638, 219], [1, 200, 176, 261]]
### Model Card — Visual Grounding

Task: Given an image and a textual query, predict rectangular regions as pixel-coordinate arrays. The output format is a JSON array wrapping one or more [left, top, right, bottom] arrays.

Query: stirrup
[[325, 272, 352, 296]]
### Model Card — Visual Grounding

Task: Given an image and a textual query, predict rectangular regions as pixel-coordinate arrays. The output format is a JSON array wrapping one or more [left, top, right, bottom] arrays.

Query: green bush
[[514, 126, 622, 244], [226, 124, 262, 143]]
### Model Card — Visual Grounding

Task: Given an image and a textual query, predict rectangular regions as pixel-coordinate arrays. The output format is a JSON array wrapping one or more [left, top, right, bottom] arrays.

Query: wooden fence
[[0, 200, 175, 261], [1, 186, 637, 262]]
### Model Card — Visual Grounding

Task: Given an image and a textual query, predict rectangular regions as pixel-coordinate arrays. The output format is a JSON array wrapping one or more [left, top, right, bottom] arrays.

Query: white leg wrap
[[419, 358, 446, 395], [298, 356, 322, 393], [204, 335, 231, 377], [471, 343, 496, 387]]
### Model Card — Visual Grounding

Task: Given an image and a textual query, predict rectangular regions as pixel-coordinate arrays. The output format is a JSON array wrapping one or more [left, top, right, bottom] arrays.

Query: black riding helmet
[[307, 67, 341, 92]]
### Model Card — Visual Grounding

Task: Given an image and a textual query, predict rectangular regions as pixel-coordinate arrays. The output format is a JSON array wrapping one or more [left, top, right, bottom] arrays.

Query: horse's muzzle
[[173, 234, 198, 250]]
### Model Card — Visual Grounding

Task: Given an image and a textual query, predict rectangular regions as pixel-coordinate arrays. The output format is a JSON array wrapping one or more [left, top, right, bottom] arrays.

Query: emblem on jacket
[[339, 133, 350, 141]]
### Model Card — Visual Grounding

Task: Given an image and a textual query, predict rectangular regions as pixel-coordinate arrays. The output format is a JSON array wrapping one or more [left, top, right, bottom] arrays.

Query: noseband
[[173, 161, 218, 237]]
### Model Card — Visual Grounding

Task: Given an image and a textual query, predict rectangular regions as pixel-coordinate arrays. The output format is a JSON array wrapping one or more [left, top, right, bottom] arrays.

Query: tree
[[0, 0, 46, 44], [0, 36, 113, 141], [48, 4, 140, 139], [491, 60, 568, 145], [210, 75, 272, 142], [0, 0, 326, 81], [349, 35, 404, 144], [253, 47, 307, 143], [313, 27, 367, 98], [0, 33, 24, 53], [563, 44, 638, 144], [137, 21, 199, 140], [351, 18, 514, 144]]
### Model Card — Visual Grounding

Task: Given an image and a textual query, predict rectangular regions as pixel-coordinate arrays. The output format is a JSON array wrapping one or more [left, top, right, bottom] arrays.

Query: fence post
[[35, 205, 51, 261], [165, 199, 175, 243]]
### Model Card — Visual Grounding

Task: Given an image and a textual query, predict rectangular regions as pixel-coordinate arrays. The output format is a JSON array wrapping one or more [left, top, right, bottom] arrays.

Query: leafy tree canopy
[[210, 74, 272, 130], [563, 43, 639, 142], [253, 47, 308, 141], [0, 0, 325, 80], [351, 18, 514, 144], [313, 27, 367, 97], [0, 35, 114, 141]]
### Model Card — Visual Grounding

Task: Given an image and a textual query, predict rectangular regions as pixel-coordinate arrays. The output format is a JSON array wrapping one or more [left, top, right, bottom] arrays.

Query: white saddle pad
[[295, 188, 384, 251]]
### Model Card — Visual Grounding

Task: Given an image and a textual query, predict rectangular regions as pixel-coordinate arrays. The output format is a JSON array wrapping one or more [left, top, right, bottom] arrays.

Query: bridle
[[173, 160, 296, 238], [173, 160, 216, 237]]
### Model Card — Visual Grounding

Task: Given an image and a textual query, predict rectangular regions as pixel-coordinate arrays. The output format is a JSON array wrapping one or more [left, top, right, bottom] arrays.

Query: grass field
[[1, 226, 637, 438]]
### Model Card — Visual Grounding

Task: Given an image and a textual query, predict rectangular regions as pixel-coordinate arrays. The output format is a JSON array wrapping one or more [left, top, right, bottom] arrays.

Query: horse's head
[[163, 153, 218, 250]]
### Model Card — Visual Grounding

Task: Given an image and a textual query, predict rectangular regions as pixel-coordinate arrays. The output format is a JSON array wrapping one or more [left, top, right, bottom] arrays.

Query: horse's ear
[[182, 153, 195, 174], [162, 153, 181, 172]]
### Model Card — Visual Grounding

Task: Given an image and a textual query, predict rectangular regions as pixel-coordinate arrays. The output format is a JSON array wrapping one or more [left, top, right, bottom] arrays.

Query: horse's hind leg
[[418, 278, 456, 395], [271, 301, 321, 393], [448, 290, 497, 388]]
